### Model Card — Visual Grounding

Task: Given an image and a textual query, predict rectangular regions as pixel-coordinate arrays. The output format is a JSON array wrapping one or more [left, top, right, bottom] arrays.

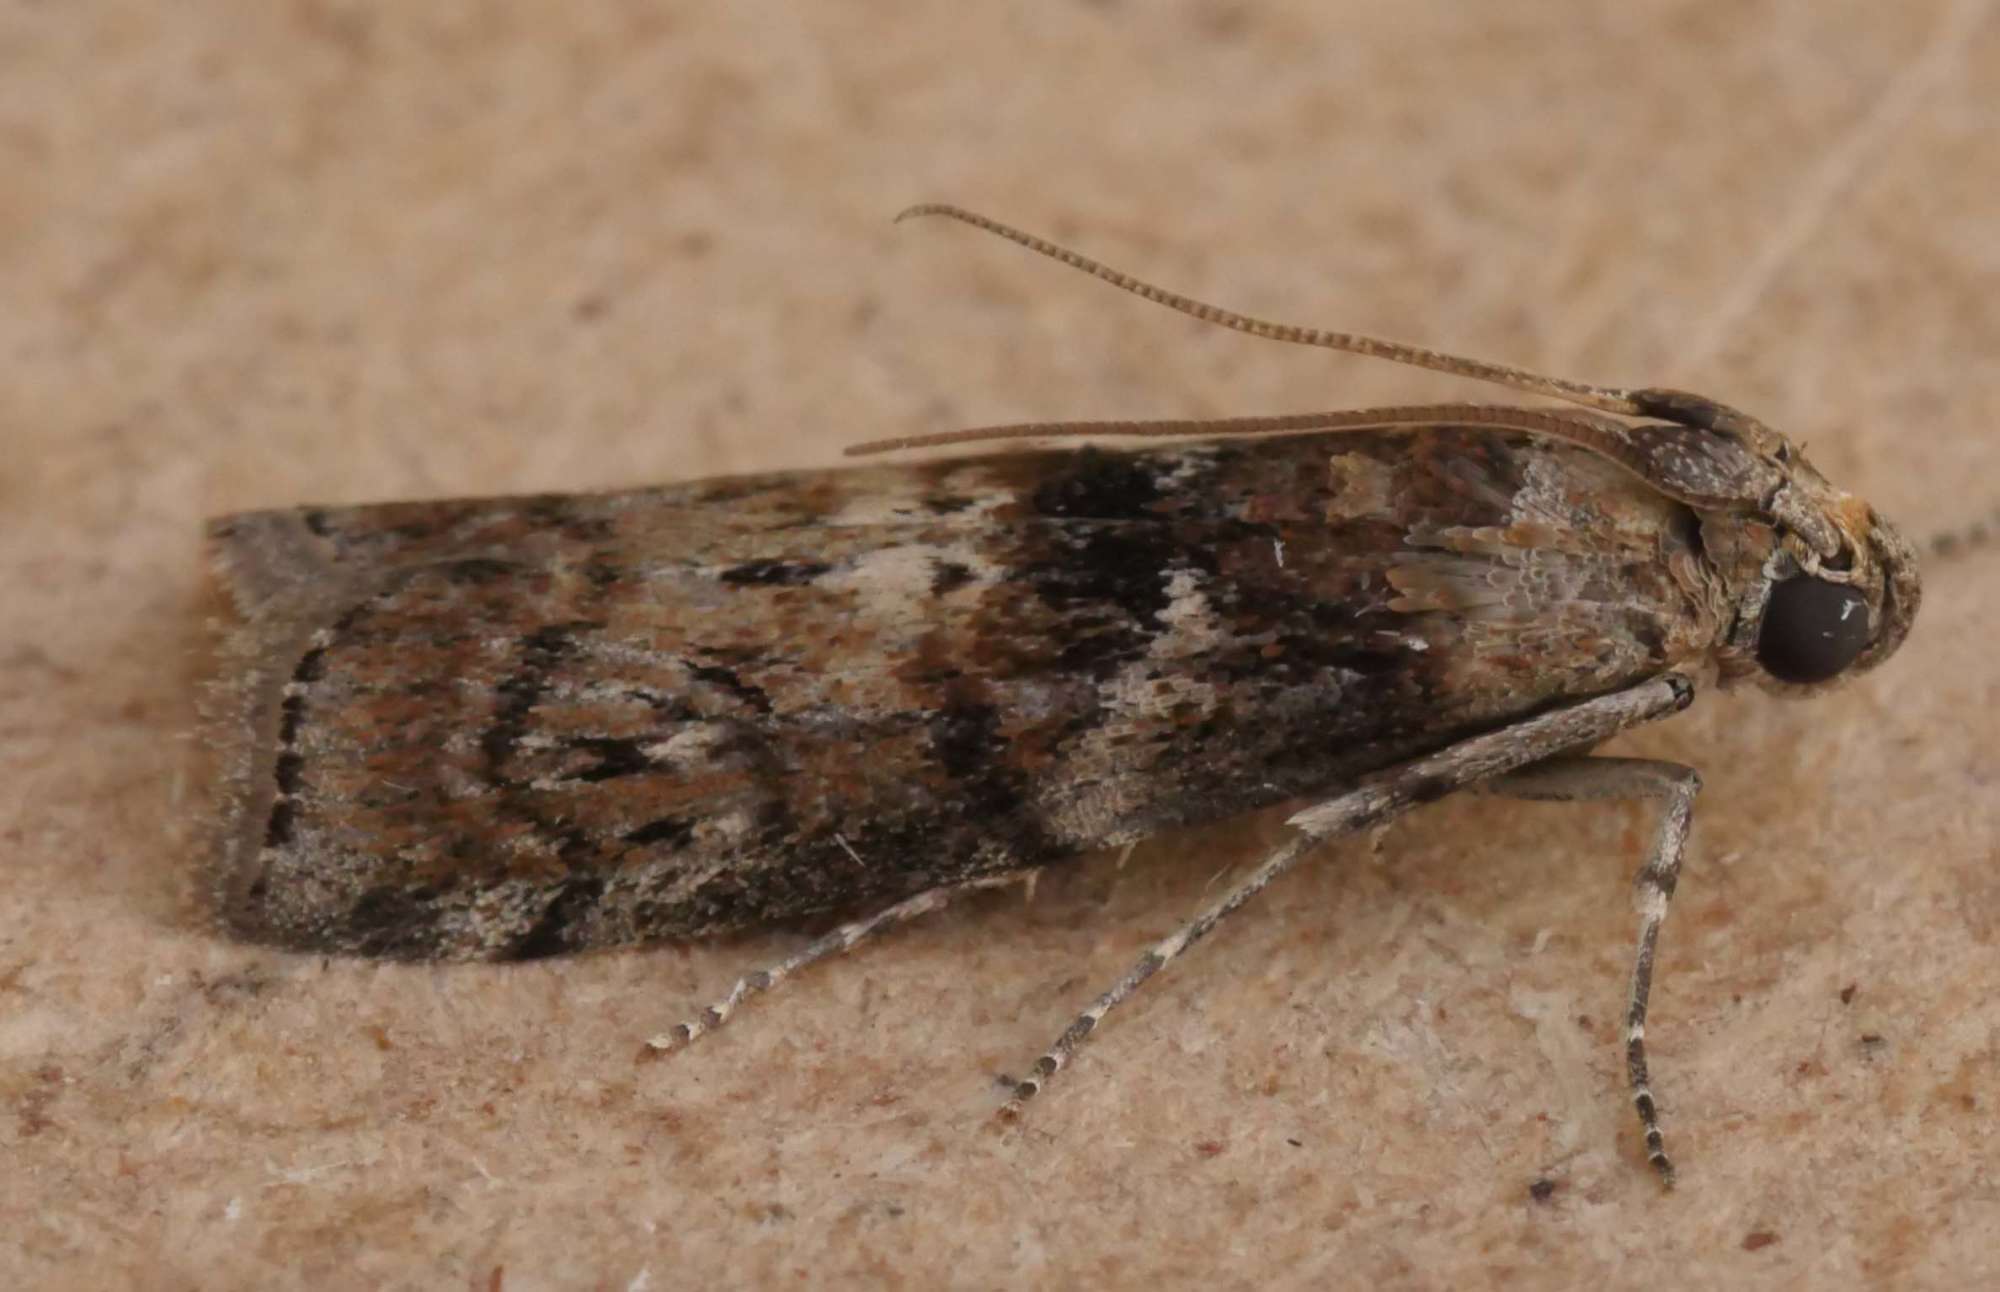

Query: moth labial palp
[[204, 205, 1921, 1188]]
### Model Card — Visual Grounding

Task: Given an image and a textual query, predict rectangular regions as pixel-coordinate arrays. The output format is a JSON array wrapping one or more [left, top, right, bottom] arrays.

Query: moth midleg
[[644, 873, 1028, 1055], [1482, 756, 1700, 1185], [1001, 675, 1696, 1127]]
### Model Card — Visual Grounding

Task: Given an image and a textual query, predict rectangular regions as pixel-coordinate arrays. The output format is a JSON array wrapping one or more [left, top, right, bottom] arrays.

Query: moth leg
[[999, 674, 1695, 1121], [1484, 756, 1701, 1187], [1000, 832, 1320, 1117], [644, 873, 1026, 1056]]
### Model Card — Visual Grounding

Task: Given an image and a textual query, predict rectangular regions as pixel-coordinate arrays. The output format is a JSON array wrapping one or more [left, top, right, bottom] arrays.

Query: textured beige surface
[[5, 2, 1999, 1288]]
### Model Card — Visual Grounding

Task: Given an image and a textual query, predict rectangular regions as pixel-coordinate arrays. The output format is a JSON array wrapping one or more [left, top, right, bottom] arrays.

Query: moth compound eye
[[1755, 576, 1871, 684]]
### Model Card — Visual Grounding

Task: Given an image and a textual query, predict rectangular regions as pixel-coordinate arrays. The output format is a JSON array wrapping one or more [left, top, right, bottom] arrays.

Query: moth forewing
[[203, 207, 1919, 1186], [209, 425, 1745, 953]]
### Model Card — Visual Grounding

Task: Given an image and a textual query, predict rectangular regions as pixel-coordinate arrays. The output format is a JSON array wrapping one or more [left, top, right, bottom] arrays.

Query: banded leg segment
[[1002, 674, 1695, 1120], [1003, 832, 1317, 1111], [1485, 756, 1701, 1186], [644, 873, 1025, 1055]]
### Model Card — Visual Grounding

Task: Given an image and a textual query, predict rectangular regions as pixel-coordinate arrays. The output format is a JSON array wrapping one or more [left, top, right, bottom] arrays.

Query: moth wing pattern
[[206, 427, 1724, 959]]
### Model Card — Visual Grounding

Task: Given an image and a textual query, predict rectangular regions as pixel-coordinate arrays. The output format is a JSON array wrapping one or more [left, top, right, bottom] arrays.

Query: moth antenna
[[896, 203, 1658, 418], [1924, 503, 2000, 562], [845, 403, 1634, 460], [847, 411, 1344, 456]]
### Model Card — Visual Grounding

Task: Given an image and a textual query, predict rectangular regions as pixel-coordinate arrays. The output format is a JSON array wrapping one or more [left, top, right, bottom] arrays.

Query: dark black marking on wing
[[509, 875, 608, 960], [719, 559, 832, 586]]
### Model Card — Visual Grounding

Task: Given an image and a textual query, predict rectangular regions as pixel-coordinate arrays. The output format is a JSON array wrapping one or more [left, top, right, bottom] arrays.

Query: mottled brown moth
[[204, 206, 1921, 1186]]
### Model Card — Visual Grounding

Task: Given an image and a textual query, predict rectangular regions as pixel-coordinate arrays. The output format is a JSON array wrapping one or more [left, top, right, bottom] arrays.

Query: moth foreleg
[[1000, 674, 1695, 1122], [1484, 756, 1701, 1187], [644, 872, 1027, 1057]]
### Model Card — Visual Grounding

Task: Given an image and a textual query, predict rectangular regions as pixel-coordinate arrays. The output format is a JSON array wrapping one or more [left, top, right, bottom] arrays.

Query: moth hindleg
[[1000, 674, 1695, 1125], [644, 872, 1028, 1057], [1483, 756, 1701, 1186]]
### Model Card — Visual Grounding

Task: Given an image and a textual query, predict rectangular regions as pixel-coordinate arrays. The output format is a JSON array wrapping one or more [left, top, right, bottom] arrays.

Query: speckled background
[[4, 3, 1998, 1288]]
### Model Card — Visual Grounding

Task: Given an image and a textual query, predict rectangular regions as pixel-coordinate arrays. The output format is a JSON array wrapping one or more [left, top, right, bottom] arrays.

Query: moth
[[204, 205, 1920, 1185]]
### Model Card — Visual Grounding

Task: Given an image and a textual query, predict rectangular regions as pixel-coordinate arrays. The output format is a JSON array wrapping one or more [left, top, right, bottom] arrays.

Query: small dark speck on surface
[[1528, 1179, 1558, 1203], [1742, 1231, 1779, 1252]]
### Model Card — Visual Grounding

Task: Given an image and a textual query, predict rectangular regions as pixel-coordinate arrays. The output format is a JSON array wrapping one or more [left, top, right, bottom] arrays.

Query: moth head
[[1735, 440, 1920, 693], [1590, 391, 1919, 695]]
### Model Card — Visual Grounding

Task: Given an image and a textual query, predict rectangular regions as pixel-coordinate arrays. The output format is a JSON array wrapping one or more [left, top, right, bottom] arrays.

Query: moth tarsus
[[206, 207, 1920, 1186], [641, 873, 1020, 1056]]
